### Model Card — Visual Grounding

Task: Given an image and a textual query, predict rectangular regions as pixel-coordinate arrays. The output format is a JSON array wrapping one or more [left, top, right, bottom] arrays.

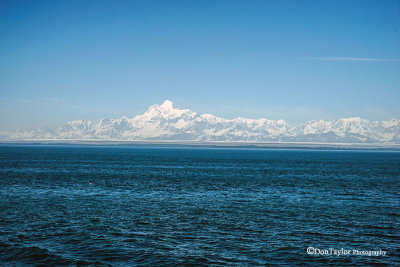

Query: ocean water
[[0, 145, 399, 266]]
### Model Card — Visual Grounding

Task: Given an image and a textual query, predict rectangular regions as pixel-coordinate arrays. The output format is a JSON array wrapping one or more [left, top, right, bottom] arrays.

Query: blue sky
[[1, 0, 399, 130]]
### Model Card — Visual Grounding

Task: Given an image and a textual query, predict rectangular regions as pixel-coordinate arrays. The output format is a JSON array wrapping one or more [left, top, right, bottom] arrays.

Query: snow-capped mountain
[[7, 100, 400, 143]]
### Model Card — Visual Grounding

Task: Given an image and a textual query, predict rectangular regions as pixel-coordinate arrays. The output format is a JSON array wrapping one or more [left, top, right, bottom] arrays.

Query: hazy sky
[[1, 0, 399, 131]]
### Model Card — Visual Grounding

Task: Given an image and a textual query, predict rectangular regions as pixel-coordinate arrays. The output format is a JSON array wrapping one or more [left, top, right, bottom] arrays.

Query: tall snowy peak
[[6, 100, 400, 143]]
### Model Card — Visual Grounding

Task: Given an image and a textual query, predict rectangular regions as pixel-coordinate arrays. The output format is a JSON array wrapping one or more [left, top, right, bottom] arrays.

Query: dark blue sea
[[0, 145, 399, 266]]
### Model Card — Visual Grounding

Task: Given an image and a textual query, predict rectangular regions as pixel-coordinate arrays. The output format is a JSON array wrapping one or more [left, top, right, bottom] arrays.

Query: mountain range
[[6, 100, 400, 143]]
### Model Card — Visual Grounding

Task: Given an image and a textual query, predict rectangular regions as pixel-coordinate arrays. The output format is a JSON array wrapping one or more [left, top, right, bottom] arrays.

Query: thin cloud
[[304, 57, 400, 62]]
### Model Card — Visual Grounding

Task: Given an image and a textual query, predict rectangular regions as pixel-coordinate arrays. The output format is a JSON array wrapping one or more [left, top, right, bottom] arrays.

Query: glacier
[[6, 100, 400, 143]]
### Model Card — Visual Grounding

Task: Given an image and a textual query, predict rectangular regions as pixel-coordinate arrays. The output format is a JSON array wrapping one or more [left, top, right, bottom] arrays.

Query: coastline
[[1, 139, 400, 151]]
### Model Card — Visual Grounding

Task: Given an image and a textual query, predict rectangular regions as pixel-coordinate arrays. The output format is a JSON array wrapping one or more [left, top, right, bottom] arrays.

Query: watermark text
[[307, 247, 387, 256]]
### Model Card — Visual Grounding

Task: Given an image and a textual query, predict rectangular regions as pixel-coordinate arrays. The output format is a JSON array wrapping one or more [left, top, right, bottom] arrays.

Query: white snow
[[8, 100, 400, 143]]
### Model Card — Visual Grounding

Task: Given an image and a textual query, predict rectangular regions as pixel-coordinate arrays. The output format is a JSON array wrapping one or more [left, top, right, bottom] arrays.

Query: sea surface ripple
[[0, 145, 399, 265]]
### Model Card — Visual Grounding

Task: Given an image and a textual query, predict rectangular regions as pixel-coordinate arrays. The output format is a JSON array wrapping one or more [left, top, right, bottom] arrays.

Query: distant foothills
[[2, 100, 400, 144]]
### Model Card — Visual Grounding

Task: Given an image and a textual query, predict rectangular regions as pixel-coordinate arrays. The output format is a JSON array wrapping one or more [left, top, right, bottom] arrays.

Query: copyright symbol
[[307, 247, 314, 255]]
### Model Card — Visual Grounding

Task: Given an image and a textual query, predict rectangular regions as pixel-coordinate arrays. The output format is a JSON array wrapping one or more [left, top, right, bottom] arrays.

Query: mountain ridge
[[6, 100, 400, 143]]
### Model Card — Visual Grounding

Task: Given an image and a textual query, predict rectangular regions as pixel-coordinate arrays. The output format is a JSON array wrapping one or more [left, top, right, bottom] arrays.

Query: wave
[[0, 241, 105, 266]]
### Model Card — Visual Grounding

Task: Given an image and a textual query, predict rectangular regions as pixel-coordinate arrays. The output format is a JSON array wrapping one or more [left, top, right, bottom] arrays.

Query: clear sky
[[1, 0, 399, 131]]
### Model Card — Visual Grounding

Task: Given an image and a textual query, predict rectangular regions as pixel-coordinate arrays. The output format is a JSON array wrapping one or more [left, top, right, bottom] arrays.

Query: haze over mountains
[[6, 100, 400, 143]]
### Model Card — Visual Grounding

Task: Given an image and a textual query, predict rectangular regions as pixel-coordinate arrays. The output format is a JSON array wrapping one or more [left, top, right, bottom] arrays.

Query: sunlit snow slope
[[8, 100, 400, 143]]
